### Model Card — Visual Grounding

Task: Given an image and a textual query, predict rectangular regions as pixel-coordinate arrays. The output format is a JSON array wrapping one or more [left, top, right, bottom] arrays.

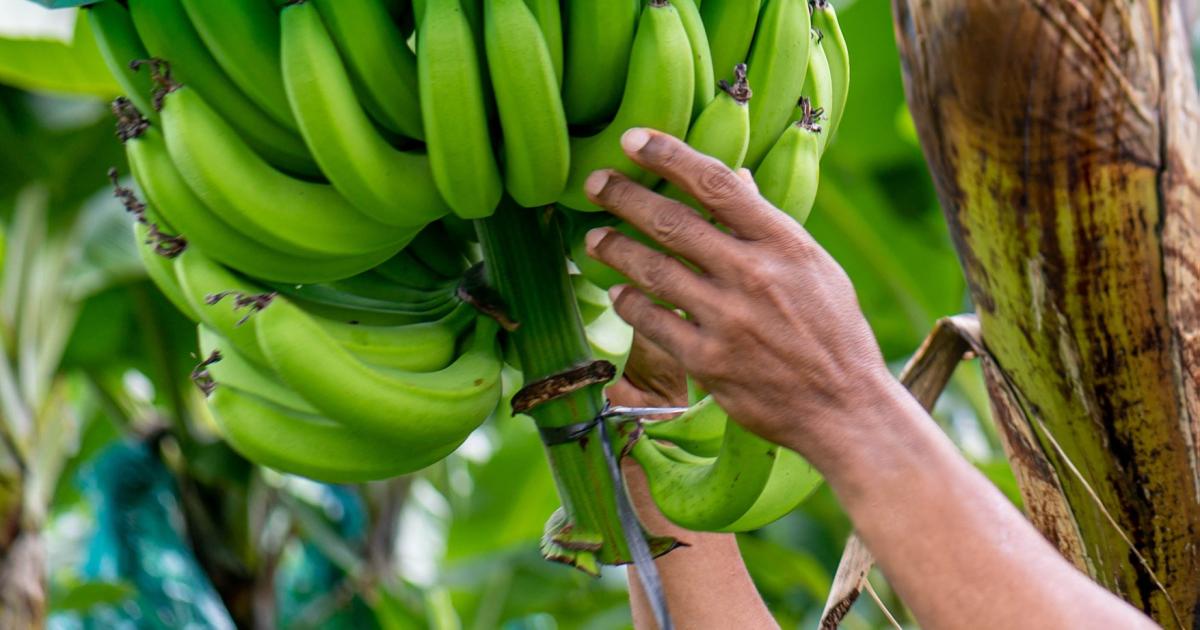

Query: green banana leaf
[[0, 6, 119, 95]]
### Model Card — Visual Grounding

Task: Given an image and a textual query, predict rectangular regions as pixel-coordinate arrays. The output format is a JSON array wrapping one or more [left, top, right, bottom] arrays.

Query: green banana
[[122, 111, 397, 283], [324, 270, 458, 305], [567, 214, 631, 290], [755, 112, 822, 225], [743, 0, 811, 169], [650, 441, 713, 466], [160, 85, 419, 258], [206, 384, 460, 482], [572, 274, 610, 325], [560, 0, 640, 125], [206, 350, 414, 481], [406, 223, 471, 279], [673, 0, 717, 118], [522, 0, 563, 87], [799, 28, 833, 154], [373, 249, 459, 290], [418, 0, 503, 219], [255, 296, 503, 448], [483, 0, 570, 207], [657, 63, 752, 211], [700, 0, 762, 89], [316, 303, 472, 372], [812, 0, 850, 141], [642, 395, 726, 457], [198, 326, 316, 413], [559, 0, 696, 212], [133, 222, 198, 321], [632, 412, 778, 531], [311, 0, 425, 141], [86, 2, 158, 120], [718, 448, 823, 532], [174, 248, 273, 366], [179, 0, 297, 131], [126, 0, 318, 176], [176, 246, 465, 372], [264, 279, 460, 327], [280, 1, 449, 228], [585, 304, 634, 376]]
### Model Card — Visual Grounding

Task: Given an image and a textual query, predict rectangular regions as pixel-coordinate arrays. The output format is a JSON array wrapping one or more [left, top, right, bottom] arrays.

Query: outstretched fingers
[[607, 285, 699, 359], [618, 128, 790, 241], [586, 227, 714, 315], [584, 169, 734, 271]]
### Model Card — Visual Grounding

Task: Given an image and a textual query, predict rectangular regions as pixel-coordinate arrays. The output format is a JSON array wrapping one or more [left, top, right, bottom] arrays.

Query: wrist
[[784, 371, 932, 493]]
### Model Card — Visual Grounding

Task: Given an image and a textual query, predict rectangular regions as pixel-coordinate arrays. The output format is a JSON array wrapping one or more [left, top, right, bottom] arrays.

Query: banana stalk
[[475, 203, 674, 572]]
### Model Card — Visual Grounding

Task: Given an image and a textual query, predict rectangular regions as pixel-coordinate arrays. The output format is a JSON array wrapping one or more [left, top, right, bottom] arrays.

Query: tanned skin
[[592, 128, 1157, 630]]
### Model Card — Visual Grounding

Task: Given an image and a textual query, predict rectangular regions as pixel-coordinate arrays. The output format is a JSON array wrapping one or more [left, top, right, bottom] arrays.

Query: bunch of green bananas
[[90, 0, 849, 532]]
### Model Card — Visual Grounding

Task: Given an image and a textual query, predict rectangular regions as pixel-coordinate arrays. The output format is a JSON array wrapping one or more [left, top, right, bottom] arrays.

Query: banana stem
[[475, 202, 667, 570]]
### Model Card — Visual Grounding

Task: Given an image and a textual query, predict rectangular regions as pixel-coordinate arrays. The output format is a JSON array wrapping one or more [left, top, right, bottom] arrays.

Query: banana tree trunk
[[890, 0, 1200, 625]]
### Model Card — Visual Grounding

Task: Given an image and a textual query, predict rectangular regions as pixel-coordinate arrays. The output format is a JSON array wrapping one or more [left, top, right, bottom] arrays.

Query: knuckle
[[646, 135, 682, 167], [611, 285, 644, 316], [737, 256, 775, 293], [638, 253, 676, 292], [696, 162, 743, 201], [602, 178, 639, 208], [689, 339, 726, 374], [723, 305, 755, 330], [648, 208, 689, 244]]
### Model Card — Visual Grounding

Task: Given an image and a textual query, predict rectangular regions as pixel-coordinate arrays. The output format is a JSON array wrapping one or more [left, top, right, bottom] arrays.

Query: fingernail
[[585, 228, 609, 254], [621, 128, 651, 153], [608, 285, 625, 303], [585, 170, 610, 197]]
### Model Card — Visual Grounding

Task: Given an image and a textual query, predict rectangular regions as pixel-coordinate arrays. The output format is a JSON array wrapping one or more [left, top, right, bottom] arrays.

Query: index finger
[[620, 128, 790, 241]]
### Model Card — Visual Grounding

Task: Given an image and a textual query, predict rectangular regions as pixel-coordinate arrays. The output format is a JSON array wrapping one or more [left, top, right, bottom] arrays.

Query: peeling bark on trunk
[[891, 0, 1200, 625]]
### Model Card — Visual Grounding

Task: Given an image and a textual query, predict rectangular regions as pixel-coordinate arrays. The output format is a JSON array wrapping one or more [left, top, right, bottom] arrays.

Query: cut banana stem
[[477, 201, 654, 568]]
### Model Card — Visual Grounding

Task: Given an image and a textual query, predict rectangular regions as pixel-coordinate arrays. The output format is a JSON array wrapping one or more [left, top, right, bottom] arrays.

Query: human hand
[[584, 128, 900, 472]]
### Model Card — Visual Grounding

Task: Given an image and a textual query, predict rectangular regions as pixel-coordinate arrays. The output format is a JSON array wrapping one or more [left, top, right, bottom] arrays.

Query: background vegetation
[[6, 0, 1192, 626]]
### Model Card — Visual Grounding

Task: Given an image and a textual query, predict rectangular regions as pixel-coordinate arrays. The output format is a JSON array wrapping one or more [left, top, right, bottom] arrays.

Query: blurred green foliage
[[0, 1, 1030, 628]]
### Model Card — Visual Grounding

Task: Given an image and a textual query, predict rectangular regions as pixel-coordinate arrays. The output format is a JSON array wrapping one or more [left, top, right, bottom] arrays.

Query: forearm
[[624, 463, 778, 630], [813, 380, 1155, 630]]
